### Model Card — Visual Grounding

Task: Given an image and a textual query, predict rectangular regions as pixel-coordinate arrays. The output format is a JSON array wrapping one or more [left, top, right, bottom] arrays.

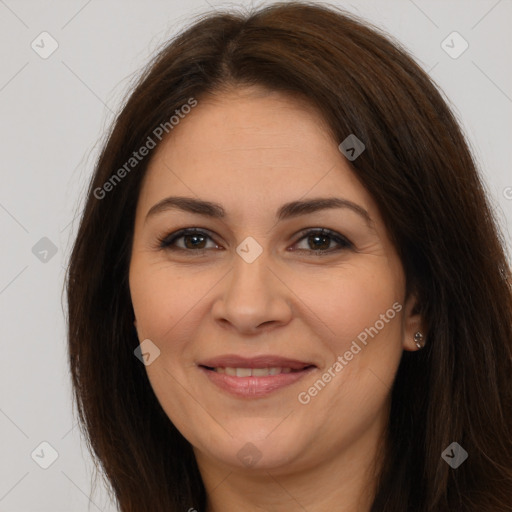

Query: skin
[[129, 86, 425, 512]]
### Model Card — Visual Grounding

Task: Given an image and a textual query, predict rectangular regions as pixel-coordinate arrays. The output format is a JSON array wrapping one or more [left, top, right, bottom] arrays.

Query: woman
[[65, 2, 512, 511]]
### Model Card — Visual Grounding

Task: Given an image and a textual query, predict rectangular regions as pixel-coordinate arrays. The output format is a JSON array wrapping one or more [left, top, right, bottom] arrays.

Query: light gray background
[[0, 0, 511, 510]]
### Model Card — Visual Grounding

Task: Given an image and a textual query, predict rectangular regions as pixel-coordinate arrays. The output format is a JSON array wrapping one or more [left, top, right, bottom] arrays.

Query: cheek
[[296, 263, 402, 352], [129, 262, 200, 419], [295, 265, 404, 440], [130, 261, 200, 342]]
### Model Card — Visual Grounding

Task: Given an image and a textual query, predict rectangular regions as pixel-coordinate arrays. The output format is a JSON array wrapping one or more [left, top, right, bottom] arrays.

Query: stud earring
[[414, 331, 424, 349]]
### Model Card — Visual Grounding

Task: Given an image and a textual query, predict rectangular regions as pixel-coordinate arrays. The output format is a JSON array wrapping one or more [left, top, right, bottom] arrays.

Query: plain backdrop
[[0, 0, 511, 510]]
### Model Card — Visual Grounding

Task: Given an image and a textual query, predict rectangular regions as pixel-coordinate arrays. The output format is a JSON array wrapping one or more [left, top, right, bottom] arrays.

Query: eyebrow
[[145, 196, 373, 226]]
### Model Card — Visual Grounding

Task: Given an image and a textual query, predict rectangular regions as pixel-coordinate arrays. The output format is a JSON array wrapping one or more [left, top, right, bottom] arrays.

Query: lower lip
[[199, 366, 316, 398]]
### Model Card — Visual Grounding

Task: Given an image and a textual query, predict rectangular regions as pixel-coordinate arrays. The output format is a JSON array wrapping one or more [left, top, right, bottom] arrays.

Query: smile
[[209, 366, 303, 376], [197, 355, 316, 398]]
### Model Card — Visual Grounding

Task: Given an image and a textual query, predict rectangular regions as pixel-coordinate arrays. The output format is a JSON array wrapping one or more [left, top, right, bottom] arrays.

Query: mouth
[[197, 355, 317, 398], [203, 366, 311, 376]]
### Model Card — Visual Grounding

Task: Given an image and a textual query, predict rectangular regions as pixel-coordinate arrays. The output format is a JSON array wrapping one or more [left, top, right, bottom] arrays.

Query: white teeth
[[212, 367, 297, 376], [252, 368, 270, 377]]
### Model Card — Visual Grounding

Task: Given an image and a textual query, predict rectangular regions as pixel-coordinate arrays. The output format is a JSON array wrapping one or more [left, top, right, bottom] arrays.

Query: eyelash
[[156, 227, 353, 256]]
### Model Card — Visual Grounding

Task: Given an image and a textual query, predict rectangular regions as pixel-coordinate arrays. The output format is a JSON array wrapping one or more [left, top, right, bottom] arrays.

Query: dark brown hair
[[65, 2, 512, 510]]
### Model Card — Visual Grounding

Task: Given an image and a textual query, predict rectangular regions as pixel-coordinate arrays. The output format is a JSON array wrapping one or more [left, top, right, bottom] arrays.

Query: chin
[[194, 423, 310, 472]]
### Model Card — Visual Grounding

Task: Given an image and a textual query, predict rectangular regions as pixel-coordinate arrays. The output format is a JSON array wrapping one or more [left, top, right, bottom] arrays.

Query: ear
[[401, 291, 427, 351], [131, 303, 137, 329]]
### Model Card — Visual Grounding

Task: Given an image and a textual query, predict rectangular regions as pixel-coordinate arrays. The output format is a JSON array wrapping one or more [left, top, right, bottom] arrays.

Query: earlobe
[[413, 331, 425, 349], [402, 292, 427, 352]]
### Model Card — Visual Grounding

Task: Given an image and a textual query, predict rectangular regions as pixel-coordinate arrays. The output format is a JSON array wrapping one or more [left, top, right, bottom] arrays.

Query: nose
[[211, 248, 293, 335]]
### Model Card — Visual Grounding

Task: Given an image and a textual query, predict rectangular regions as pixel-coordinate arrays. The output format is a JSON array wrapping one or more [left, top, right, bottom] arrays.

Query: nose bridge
[[212, 242, 291, 331], [226, 242, 273, 309]]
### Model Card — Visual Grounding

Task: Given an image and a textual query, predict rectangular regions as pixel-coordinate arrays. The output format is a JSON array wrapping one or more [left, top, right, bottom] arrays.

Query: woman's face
[[129, 87, 423, 475]]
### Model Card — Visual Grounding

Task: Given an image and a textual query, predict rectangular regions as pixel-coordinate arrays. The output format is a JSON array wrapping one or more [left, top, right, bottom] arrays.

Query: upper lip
[[198, 355, 316, 370]]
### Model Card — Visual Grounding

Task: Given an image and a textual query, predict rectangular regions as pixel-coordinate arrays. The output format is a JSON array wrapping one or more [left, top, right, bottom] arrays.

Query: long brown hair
[[65, 2, 512, 510]]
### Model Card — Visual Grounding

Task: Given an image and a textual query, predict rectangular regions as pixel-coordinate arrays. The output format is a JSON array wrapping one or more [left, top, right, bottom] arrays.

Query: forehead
[[138, 87, 374, 220]]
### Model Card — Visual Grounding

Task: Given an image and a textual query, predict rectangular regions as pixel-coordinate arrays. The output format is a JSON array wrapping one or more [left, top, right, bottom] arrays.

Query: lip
[[197, 354, 317, 399]]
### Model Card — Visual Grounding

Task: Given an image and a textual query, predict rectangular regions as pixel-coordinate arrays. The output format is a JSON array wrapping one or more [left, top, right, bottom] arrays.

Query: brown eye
[[292, 228, 353, 255], [158, 229, 219, 252]]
